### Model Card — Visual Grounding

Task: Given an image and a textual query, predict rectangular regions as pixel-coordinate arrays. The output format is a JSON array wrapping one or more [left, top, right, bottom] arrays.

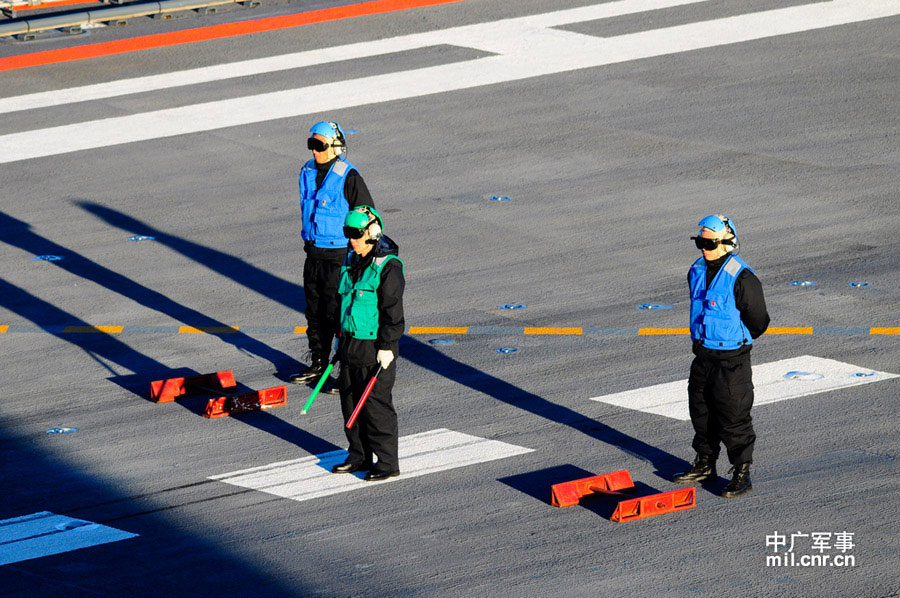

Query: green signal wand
[[301, 354, 339, 414]]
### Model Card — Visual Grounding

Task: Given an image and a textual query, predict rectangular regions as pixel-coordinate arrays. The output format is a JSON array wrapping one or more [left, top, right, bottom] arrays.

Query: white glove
[[376, 349, 394, 369]]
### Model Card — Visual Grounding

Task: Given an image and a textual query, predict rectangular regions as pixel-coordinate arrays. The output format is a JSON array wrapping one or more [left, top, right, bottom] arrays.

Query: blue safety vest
[[299, 158, 356, 249], [689, 255, 754, 350]]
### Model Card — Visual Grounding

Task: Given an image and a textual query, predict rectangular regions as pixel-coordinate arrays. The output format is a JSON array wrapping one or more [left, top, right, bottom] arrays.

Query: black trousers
[[687, 351, 755, 465], [302, 256, 342, 361], [338, 360, 398, 473]]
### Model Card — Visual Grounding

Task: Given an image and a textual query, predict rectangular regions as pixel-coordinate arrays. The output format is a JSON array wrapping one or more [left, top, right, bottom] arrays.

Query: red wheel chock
[[550, 469, 697, 522], [149, 371, 287, 418], [610, 487, 696, 522], [203, 386, 287, 418], [550, 469, 635, 507], [150, 371, 237, 402]]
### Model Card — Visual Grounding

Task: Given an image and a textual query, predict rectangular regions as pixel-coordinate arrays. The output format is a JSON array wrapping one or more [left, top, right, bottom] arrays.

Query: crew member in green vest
[[331, 206, 405, 481]]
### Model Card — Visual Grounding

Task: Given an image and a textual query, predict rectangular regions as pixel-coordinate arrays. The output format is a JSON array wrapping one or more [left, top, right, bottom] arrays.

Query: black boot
[[673, 454, 718, 483], [321, 376, 339, 395], [289, 358, 326, 384], [722, 463, 752, 498], [332, 459, 371, 474]]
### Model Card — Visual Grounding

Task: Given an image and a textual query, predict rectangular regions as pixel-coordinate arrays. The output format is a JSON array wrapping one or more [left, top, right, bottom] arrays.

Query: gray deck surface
[[1, 1, 898, 596]]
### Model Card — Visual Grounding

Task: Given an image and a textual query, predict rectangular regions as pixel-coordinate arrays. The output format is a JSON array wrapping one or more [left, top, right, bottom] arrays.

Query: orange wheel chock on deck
[[149, 370, 287, 418], [610, 487, 696, 522], [150, 371, 237, 402], [203, 386, 287, 418], [550, 469, 635, 507], [551, 469, 697, 521]]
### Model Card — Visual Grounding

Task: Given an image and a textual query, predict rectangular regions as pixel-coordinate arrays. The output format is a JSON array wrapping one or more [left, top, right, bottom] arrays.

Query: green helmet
[[343, 206, 383, 240]]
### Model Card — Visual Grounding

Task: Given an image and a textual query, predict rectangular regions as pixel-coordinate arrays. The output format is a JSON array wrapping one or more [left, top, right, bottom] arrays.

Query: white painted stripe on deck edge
[[590, 355, 898, 421], [0, 511, 138, 566], [209, 428, 534, 502]]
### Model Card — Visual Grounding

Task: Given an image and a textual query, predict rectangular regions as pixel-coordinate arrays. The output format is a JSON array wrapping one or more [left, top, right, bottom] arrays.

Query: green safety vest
[[339, 254, 403, 339]]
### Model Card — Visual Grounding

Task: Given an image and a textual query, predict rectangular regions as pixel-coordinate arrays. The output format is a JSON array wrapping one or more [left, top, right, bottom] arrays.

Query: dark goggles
[[692, 236, 731, 250], [343, 226, 367, 239], [307, 137, 331, 152]]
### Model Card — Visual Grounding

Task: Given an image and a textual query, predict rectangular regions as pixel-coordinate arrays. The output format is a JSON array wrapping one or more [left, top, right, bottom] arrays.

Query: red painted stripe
[[10, 0, 100, 12], [0, 0, 464, 72]]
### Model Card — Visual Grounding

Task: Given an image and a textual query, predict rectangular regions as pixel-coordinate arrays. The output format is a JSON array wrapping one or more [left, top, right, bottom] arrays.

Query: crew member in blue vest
[[289, 121, 375, 391], [331, 206, 405, 481], [673, 215, 769, 498]]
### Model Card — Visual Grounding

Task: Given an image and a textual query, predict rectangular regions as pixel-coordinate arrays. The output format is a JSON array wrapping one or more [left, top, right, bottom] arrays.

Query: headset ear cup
[[720, 217, 735, 253], [328, 121, 346, 156], [369, 222, 382, 241]]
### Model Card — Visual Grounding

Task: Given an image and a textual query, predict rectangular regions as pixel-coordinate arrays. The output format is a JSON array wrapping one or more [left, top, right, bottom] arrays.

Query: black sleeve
[[375, 259, 405, 351], [344, 170, 374, 210], [735, 269, 770, 339]]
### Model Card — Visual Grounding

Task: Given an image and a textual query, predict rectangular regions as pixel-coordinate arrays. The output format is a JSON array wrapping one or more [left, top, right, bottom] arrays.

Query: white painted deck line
[[589, 355, 898, 421], [0, 0, 709, 114], [209, 428, 534, 502], [3, 0, 900, 163], [0, 511, 138, 566]]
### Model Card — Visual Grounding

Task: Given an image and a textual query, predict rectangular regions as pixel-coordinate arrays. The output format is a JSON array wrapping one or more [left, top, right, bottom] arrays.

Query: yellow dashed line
[[178, 326, 239, 334], [2, 324, 894, 336], [408, 326, 469, 334], [63, 325, 124, 334], [765, 327, 814, 335], [524, 327, 582, 335], [871, 327, 900, 335], [638, 328, 690, 335]]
